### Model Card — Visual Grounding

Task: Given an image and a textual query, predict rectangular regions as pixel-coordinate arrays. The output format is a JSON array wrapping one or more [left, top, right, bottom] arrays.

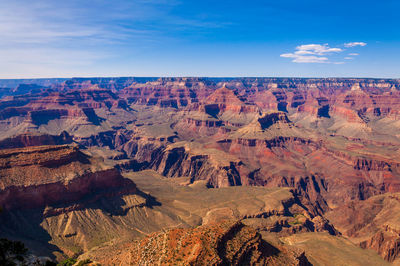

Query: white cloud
[[280, 44, 342, 63], [344, 57, 354, 60], [344, 42, 367, 47], [348, 53, 359, 56], [280, 53, 329, 63], [296, 44, 343, 55]]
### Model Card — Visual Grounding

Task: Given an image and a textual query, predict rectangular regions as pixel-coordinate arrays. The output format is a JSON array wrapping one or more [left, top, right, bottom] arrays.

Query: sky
[[0, 0, 399, 78]]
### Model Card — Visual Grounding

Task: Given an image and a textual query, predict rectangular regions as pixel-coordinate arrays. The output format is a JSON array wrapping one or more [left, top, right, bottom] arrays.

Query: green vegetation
[[57, 258, 77, 266], [76, 259, 92, 266], [288, 213, 304, 225]]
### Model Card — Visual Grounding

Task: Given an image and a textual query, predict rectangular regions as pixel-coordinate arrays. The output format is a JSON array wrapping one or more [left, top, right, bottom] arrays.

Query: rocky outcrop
[[95, 220, 312, 265], [119, 77, 211, 108], [326, 193, 400, 262], [26, 108, 103, 126], [2, 77, 400, 263], [149, 146, 243, 187], [0, 168, 134, 211], [360, 230, 400, 262], [353, 158, 392, 171], [0, 144, 135, 211], [257, 112, 291, 129], [0, 131, 72, 148]]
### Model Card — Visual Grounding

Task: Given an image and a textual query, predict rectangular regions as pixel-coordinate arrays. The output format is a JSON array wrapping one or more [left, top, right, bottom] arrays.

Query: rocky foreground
[[86, 220, 311, 265], [1, 77, 400, 264]]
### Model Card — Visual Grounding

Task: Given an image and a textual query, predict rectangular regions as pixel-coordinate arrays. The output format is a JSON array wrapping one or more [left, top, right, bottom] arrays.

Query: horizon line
[[0, 76, 399, 81]]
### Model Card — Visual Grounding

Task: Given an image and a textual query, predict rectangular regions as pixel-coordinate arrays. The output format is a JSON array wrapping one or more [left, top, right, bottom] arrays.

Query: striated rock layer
[[2, 77, 400, 262], [0, 144, 136, 210]]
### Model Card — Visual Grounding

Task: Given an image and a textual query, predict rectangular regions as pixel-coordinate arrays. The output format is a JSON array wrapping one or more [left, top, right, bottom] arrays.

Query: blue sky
[[0, 0, 399, 78]]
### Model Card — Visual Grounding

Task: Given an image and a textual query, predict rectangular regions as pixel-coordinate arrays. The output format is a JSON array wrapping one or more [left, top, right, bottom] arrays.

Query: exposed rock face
[[149, 146, 244, 187], [2, 77, 400, 262], [326, 193, 400, 262], [119, 77, 211, 108], [25, 108, 104, 126], [258, 112, 291, 130], [0, 144, 135, 210], [360, 231, 400, 262], [0, 131, 72, 149], [91, 220, 311, 266], [0, 140, 151, 259]]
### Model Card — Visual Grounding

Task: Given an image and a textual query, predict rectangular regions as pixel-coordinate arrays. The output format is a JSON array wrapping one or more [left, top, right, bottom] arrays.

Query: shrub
[[57, 258, 77, 266]]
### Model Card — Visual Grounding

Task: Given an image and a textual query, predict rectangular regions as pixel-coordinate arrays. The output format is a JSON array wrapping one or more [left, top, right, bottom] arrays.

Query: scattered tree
[[0, 238, 28, 266]]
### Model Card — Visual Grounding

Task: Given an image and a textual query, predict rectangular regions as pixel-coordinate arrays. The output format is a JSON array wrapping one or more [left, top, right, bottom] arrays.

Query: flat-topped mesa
[[24, 107, 103, 126], [119, 78, 213, 108], [28, 86, 119, 109], [0, 144, 135, 210], [0, 87, 120, 128], [0, 131, 72, 149], [174, 117, 228, 137]]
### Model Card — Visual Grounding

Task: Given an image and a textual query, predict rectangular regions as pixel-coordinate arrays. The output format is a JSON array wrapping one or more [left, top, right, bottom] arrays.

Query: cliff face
[[0, 144, 135, 210], [2, 77, 400, 262], [326, 193, 400, 262], [0, 141, 149, 260], [0, 131, 72, 149], [149, 146, 244, 187]]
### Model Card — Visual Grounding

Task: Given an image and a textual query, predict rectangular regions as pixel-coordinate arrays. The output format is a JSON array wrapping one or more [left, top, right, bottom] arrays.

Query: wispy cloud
[[280, 54, 329, 63], [280, 44, 342, 63], [296, 44, 343, 55], [0, 1, 166, 46], [0, 0, 167, 78], [348, 53, 359, 56], [344, 57, 354, 60], [0, 0, 231, 78], [344, 42, 367, 47]]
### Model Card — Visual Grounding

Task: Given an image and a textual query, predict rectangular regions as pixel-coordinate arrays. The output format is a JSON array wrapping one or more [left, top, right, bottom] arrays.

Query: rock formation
[[83, 220, 312, 266], [1, 77, 400, 263]]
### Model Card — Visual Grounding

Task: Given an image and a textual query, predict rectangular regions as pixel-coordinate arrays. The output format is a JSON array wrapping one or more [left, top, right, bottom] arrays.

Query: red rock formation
[[2, 77, 400, 261], [326, 193, 400, 262], [0, 145, 135, 211], [0, 131, 71, 149], [91, 220, 312, 265]]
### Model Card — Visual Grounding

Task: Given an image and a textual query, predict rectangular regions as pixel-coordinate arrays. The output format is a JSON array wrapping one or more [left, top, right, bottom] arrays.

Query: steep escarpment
[[2, 77, 400, 263], [119, 77, 212, 108], [0, 144, 136, 210], [0, 142, 149, 260], [326, 193, 400, 262], [0, 131, 72, 148], [149, 146, 244, 187], [115, 109, 400, 215]]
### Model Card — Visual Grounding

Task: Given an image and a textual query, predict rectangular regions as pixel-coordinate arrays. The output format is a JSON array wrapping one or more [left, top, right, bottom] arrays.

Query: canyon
[[1, 77, 400, 264]]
